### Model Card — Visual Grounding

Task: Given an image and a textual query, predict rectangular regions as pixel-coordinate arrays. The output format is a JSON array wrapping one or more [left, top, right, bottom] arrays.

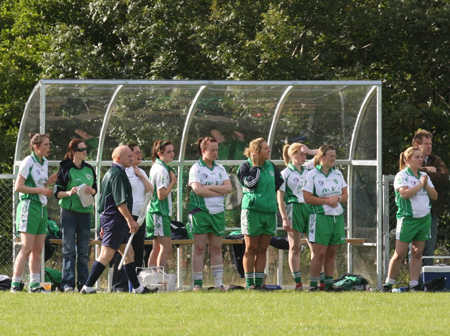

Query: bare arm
[[157, 171, 176, 201], [205, 179, 232, 195], [191, 182, 222, 197], [303, 190, 329, 206], [134, 166, 154, 194], [277, 190, 293, 232], [15, 175, 52, 197]]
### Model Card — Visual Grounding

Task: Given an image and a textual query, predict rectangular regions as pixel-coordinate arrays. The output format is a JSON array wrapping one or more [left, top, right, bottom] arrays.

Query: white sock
[[212, 265, 224, 288], [12, 276, 22, 283], [409, 280, 419, 287], [30, 273, 40, 284], [193, 272, 203, 281], [82, 285, 94, 293], [386, 278, 396, 285], [134, 285, 144, 293]]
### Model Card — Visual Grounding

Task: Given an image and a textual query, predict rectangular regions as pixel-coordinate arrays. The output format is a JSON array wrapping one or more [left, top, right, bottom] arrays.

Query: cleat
[[80, 288, 97, 294], [409, 285, 422, 292], [10, 282, 25, 293], [308, 286, 319, 292], [193, 285, 202, 291], [29, 286, 49, 293], [295, 283, 303, 291], [134, 286, 158, 294], [382, 284, 393, 292], [64, 287, 74, 293]]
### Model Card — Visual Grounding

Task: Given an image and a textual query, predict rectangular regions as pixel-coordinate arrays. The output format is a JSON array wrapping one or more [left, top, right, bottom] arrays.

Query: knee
[[392, 250, 406, 261], [209, 245, 222, 257], [194, 244, 206, 256], [289, 245, 301, 255], [245, 245, 258, 256]]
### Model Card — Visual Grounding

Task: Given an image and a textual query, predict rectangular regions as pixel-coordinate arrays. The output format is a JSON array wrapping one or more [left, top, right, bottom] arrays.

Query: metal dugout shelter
[[14, 80, 382, 287]]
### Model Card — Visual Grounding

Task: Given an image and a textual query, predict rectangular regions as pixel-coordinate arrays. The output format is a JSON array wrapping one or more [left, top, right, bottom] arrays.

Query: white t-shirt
[[279, 161, 314, 204], [303, 166, 347, 216], [18, 153, 49, 205], [149, 159, 172, 217], [394, 167, 434, 218], [126, 166, 150, 216], [188, 159, 229, 214]]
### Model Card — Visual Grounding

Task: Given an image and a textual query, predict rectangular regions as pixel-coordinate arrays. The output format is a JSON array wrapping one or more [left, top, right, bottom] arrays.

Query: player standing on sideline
[[188, 137, 232, 291], [80, 146, 154, 294], [147, 140, 176, 270], [55, 139, 97, 292], [411, 130, 448, 266], [383, 147, 437, 292], [277, 143, 316, 290], [238, 138, 284, 289], [11, 133, 57, 292], [303, 145, 348, 292]]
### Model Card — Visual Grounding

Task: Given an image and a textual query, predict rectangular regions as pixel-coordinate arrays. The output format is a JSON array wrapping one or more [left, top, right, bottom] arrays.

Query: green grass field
[[1, 290, 449, 335]]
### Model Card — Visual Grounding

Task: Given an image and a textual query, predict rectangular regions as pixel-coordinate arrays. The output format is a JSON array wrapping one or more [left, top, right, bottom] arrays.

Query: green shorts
[[286, 202, 309, 234], [16, 199, 48, 235], [396, 215, 431, 243], [188, 210, 225, 236], [146, 212, 171, 238], [241, 209, 277, 236], [308, 214, 345, 246]]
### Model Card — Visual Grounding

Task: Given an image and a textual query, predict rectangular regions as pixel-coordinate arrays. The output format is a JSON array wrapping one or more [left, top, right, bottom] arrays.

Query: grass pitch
[[1, 290, 448, 335]]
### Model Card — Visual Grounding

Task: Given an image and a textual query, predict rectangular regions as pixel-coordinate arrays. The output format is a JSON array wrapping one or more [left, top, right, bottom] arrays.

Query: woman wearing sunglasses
[[55, 139, 97, 292]]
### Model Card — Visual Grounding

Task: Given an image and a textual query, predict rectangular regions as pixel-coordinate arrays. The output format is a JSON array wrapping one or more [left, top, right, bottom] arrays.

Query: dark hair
[[127, 143, 138, 152], [151, 140, 172, 162], [29, 133, 49, 152], [196, 137, 217, 156], [64, 139, 85, 160]]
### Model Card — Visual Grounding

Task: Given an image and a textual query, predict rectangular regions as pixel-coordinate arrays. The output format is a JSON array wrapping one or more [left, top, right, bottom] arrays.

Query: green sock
[[292, 271, 302, 284], [310, 276, 319, 288], [245, 272, 254, 288], [319, 272, 325, 285], [29, 282, 40, 289], [255, 272, 265, 287], [325, 276, 333, 289], [194, 279, 203, 287]]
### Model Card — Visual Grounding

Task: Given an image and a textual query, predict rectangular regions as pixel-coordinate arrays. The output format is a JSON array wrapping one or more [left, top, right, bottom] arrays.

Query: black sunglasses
[[74, 147, 88, 152]]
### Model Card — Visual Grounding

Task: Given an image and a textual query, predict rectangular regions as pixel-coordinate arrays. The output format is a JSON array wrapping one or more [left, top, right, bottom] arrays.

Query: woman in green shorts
[[303, 145, 348, 292], [147, 140, 177, 270], [11, 133, 57, 292], [277, 143, 316, 290], [238, 138, 284, 289], [188, 137, 232, 291], [383, 147, 437, 292]]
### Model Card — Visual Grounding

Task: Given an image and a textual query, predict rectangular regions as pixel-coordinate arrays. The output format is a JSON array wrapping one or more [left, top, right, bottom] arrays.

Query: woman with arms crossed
[[188, 137, 232, 291], [55, 139, 97, 292], [277, 143, 316, 290], [11, 133, 57, 292], [383, 147, 437, 292], [238, 138, 284, 289], [147, 140, 177, 270], [303, 145, 348, 292]]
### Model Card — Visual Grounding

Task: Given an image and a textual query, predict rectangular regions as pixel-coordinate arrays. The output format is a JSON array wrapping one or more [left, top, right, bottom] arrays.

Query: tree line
[[1, 0, 449, 242]]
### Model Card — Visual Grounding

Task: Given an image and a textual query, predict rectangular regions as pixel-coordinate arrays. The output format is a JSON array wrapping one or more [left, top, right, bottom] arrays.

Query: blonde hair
[[282, 143, 304, 166], [244, 137, 266, 158], [399, 147, 421, 171], [29, 133, 49, 152], [313, 145, 335, 166]]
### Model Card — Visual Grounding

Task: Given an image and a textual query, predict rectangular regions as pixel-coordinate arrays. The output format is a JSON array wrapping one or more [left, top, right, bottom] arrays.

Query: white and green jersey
[[148, 159, 172, 217], [17, 153, 49, 205], [188, 158, 229, 214], [394, 167, 434, 219], [303, 165, 347, 216], [279, 161, 314, 204]]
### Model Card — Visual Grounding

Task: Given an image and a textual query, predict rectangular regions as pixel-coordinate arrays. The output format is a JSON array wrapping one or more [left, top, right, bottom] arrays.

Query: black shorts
[[100, 214, 130, 250]]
